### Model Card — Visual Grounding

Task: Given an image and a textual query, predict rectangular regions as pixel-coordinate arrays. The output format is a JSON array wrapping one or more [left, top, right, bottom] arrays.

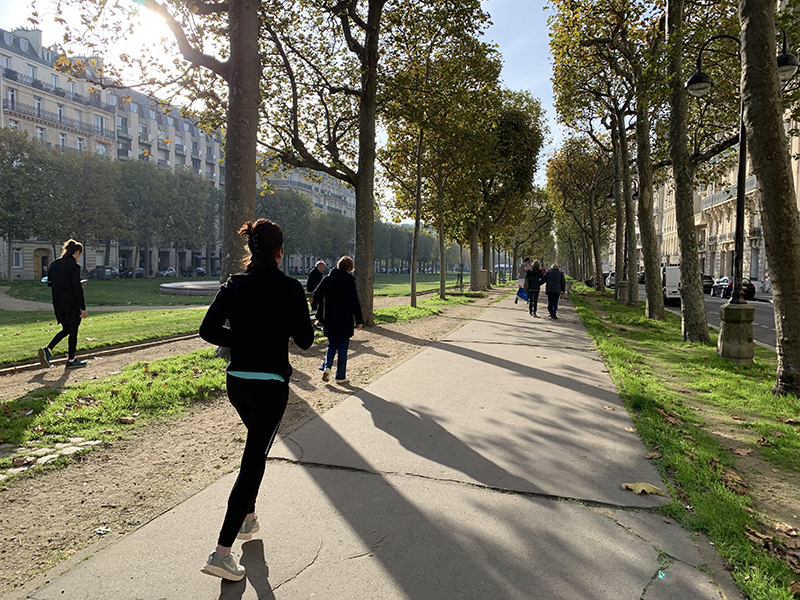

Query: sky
[[0, 0, 561, 176]]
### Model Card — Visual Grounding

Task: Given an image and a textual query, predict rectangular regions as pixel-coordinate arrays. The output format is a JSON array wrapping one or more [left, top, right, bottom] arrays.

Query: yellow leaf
[[621, 482, 666, 496]]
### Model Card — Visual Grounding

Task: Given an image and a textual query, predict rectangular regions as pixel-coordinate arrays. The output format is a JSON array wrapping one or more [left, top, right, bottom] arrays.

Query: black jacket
[[313, 267, 364, 340], [199, 265, 314, 380], [307, 267, 323, 293], [524, 268, 545, 292], [47, 255, 85, 323], [542, 268, 566, 295]]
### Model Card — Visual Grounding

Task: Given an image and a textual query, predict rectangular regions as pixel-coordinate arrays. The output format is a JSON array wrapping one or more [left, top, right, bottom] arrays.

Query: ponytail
[[61, 239, 83, 258]]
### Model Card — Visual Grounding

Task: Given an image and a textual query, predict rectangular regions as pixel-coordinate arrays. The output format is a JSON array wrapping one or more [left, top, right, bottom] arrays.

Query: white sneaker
[[201, 551, 245, 581], [335, 378, 349, 385], [322, 369, 331, 382]]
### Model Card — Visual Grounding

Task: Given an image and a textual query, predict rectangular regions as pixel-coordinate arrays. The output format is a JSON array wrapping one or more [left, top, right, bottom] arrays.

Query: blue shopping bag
[[516, 288, 529, 302]]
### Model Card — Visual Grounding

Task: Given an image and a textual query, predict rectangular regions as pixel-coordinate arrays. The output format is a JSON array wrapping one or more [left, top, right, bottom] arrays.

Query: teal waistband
[[227, 370, 286, 383]]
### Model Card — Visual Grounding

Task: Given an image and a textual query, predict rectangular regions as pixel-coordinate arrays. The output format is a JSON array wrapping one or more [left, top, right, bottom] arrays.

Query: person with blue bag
[[515, 257, 530, 305], [524, 260, 545, 317]]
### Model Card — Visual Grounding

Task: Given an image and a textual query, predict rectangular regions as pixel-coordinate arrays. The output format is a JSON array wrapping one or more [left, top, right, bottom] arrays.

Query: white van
[[662, 266, 681, 305]]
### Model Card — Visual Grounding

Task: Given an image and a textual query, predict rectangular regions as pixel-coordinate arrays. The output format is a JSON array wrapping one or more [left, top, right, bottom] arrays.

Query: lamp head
[[778, 52, 800, 82], [685, 70, 714, 97]]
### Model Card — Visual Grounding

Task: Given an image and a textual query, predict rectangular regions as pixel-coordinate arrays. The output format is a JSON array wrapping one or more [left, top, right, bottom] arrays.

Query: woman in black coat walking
[[198, 218, 314, 581], [542, 263, 567, 319], [38, 239, 88, 368], [524, 260, 545, 317], [313, 256, 363, 384]]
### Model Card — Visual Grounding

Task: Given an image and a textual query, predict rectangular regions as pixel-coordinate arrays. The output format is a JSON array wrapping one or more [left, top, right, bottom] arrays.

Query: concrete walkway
[[19, 296, 742, 600]]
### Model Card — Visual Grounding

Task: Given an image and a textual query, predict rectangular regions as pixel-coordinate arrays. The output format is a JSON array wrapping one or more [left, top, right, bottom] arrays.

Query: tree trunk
[[611, 114, 625, 301], [615, 107, 637, 306], [469, 225, 480, 291], [220, 0, 259, 282], [741, 0, 800, 395], [666, 0, 710, 342], [437, 217, 446, 300], [410, 128, 424, 308], [481, 229, 491, 288], [635, 98, 666, 320]]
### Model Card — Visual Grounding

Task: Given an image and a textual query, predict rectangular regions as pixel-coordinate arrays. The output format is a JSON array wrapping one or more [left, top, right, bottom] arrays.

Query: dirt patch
[[0, 291, 501, 595]]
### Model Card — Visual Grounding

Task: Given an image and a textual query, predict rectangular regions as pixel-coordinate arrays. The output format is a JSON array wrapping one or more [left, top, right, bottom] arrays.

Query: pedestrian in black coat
[[198, 218, 314, 582], [542, 263, 566, 319], [313, 256, 363, 384], [307, 261, 325, 310], [524, 260, 545, 317], [38, 239, 88, 368]]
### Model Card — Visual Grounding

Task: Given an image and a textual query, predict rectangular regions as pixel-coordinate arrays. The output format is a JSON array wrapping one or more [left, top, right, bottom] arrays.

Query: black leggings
[[218, 375, 289, 547], [48, 312, 81, 359], [527, 291, 540, 315]]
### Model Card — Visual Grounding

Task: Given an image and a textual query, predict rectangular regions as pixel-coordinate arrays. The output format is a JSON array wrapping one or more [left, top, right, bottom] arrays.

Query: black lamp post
[[607, 180, 638, 282], [686, 31, 798, 360], [686, 34, 798, 303]]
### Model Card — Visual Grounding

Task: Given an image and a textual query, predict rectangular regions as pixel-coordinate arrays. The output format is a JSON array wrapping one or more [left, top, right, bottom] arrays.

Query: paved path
[[14, 296, 743, 600]]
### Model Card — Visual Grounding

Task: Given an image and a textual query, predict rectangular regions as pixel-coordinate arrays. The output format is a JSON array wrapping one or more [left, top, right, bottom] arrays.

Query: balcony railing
[[116, 125, 133, 139], [1, 67, 116, 113], [205, 154, 216, 164], [157, 140, 169, 151], [117, 148, 133, 160], [3, 99, 115, 138], [701, 175, 758, 210], [708, 235, 717, 244], [174, 143, 186, 155], [749, 226, 762, 237], [138, 134, 152, 145], [191, 148, 202, 158]]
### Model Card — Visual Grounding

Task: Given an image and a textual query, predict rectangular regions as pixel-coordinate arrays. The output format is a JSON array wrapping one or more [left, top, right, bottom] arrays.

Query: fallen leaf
[[656, 408, 683, 426], [621, 482, 666, 496], [647, 452, 662, 459], [731, 415, 746, 421], [769, 430, 786, 437], [732, 448, 753, 456], [776, 523, 799, 537], [778, 418, 800, 424], [722, 467, 748, 494], [624, 427, 636, 432], [603, 406, 615, 411], [758, 437, 774, 446], [791, 581, 800, 595], [118, 417, 136, 424]]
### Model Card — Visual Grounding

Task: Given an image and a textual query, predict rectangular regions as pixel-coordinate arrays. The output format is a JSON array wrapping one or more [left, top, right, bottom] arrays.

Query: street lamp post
[[686, 32, 798, 362]]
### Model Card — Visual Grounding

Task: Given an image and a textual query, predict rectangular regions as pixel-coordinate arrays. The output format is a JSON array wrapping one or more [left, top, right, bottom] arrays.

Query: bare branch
[[186, 0, 229, 15]]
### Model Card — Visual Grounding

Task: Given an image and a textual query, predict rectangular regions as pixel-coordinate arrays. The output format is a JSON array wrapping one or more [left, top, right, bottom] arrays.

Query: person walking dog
[[313, 256, 363, 385], [543, 263, 566, 319], [38, 239, 88, 368], [198, 218, 314, 581]]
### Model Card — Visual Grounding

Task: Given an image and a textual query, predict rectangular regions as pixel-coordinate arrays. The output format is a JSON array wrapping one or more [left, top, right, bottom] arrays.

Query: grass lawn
[[0, 308, 206, 365], [373, 294, 474, 323], [5, 278, 215, 306], [0, 349, 227, 471], [6, 273, 464, 304], [571, 282, 799, 600], [373, 273, 461, 296]]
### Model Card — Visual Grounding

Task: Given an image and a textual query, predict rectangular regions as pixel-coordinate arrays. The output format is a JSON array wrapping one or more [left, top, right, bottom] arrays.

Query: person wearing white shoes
[[38, 239, 89, 369], [313, 256, 363, 385], [199, 218, 314, 581]]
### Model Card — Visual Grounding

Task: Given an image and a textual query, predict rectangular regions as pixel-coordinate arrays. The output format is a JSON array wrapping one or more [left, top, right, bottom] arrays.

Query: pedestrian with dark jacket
[[38, 239, 88, 368], [307, 261, 325, 310], [524, 260, 545, 317], [543, 263, 567, 319], [313, 256, 363, 384], [198, 218, 314, 582]]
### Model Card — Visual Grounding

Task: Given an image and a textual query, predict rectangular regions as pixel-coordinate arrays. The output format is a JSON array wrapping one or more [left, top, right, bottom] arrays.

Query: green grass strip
[[6, 278, 214, 306], [373, 294, 473, 324], [0, 308, 206, 365], [0, 349, 227, 473], [570, 282, 797, 600]]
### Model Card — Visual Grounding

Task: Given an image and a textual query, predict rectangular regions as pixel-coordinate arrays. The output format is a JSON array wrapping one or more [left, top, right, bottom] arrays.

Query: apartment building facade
[[0, 27, 225, 280]]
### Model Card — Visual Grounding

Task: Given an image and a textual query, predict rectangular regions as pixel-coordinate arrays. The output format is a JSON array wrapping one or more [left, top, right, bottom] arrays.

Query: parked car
[[605, 271, 615, 288], [638, 271, 645, 284], [710, 276, 756, 300], [195, 267, 207, 277], [121, 267, 145, 279], [155, 267, 177, 277], [88, 265, 118, 279], [701, 274, 714, 294]]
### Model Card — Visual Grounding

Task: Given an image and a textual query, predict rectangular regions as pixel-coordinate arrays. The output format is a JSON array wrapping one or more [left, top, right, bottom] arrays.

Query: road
[[636, 284, 777, 349]]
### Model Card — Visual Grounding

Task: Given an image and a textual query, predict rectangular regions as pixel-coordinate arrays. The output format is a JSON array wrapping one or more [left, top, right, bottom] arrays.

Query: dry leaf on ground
[[656, 408, 683, 426], [731, 415, 746, 421], [732, 448, 753, 456], [647, 452, 662, 459], [621, 482, 666, 496]]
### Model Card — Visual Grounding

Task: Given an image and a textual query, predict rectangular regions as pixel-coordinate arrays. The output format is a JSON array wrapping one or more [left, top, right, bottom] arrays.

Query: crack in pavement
[[266, 457, 666, 513], [269, 541, 322, 594]]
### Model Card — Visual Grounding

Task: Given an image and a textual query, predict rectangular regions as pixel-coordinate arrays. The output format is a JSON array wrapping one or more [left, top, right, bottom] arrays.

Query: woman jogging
[[198, 218, 314, 581], [38, 239, 88, 368], [313, 255, 363, 384]]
